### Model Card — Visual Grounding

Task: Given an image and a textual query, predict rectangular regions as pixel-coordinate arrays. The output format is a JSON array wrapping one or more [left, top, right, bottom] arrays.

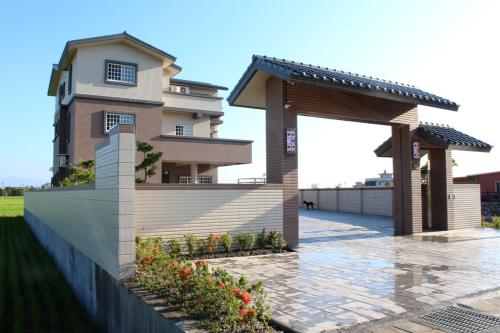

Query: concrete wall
[[450, 184, 481, 229], [161, 111, 211, 137], [74, 43, 164, 103], [25, 125, 136, 279], [135, 184, 283, 240], [300, 188, 393, 217], [163, 92, 222, 112]]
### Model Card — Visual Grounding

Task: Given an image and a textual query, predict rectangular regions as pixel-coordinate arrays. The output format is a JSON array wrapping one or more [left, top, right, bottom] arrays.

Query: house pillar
[[265, 77, 299, 249], [392, 124, 422, 235], [190, 163, 198, 184], [429, 149, 454, 230]]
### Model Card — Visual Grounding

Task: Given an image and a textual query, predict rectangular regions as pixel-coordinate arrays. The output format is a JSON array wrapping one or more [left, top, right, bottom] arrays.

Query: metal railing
[[238, 178, 266, 184]]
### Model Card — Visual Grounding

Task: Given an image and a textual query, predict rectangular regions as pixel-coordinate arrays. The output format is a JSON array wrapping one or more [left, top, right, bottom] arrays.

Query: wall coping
[[300, 187, 393, 191], [136, 183, 283, 190]]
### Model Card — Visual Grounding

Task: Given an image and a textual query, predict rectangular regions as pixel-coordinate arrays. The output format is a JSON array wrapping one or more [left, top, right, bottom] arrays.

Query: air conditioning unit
[[171, 85, 190, 94]]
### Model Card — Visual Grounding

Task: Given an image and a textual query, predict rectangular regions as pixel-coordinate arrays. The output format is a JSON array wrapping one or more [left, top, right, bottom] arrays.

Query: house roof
[[170, 78, 228, 90], [228, 55, 459, 111], [375, 122, 492, 157], [454, 171, 500, 179], [48, 32, 180, 96]]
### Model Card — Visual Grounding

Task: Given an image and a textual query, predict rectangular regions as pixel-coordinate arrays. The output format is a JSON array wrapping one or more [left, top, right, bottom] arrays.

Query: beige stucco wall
[[25, 126, 136, 279], [161, 111, 211, 137], [300, 188, 393, 217], [163, 92, 222, 112], [73, 42, 163, 102], [135, 186, 283, 240]]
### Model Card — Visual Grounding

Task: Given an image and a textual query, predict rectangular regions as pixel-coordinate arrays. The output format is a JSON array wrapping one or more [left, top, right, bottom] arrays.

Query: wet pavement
[[208, 209, 500, 332]]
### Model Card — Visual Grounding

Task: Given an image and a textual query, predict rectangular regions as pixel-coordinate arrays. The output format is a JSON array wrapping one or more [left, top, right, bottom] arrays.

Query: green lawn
[[0, 196, 24, 216], [0, 198, 101, 332]]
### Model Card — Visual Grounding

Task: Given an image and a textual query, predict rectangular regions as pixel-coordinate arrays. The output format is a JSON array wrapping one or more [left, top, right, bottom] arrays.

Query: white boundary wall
[[450, 184, 481, 229], [25, 125, 136, 279], [300, 188, 393, 217], [135, 185, 283, 240]]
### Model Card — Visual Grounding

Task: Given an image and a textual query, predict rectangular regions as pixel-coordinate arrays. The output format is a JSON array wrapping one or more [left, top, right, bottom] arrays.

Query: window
[[179, 176, 191, 184], [197, 176, 212, 184], [68, 64, 72, 94], [179, 176, 212, 184], [105, 60, 137, 85], [105, 112, 135, 132], [175, 124, 193, 137], [58, 82, 66, 104], [496, 181, 500, 193]]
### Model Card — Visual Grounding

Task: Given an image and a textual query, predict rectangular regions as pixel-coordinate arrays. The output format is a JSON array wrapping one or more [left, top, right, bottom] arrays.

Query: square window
[[105, 112, 135, 132], [105, 61, 137, 85]]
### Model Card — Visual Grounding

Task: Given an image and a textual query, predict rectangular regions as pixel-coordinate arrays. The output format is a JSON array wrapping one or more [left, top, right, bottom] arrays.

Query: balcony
[[162, 91, 223, 114], [151, 135, 252, 166]]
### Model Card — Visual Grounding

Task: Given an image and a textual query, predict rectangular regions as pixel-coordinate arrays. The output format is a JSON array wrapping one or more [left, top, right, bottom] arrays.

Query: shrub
[[197, 238, 208, 256], [256, 228, 267, 248], [243, 232, 255, 251], [267, 231, 278, 251], [494, 216, 500, 229], [184, 233, 197, 257], [276, 233, 287, 252], [220, 233, 232, 255], [168, 239, 181, 257], [207, 233, 220, 255], [135, 237, 272, 331], [234, 233, 246, 253]]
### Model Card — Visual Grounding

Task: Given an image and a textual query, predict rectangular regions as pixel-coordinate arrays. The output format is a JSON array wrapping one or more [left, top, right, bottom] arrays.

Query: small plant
[[220, 233, 232, 255], [207, 233, 220, 255], [256, 228, 267, 248], [184, 233, 197, 257], [168, 239, 181, 256], [243, 232, 255, 251], [61, 159, 95, 186], [135, 235, 142, 244], [197, 238, 208, 256], [494, 216, 500, 229], [234, 233, 246, 253], [277, 233, 287, 252], [267, 231, 278, 251]]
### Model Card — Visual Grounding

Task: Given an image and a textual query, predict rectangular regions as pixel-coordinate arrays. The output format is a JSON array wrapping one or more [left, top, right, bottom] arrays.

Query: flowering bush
[[220, 233, 232, 255], [207, 233, 220, 255], [136, 237, 272, 332], [184, 233, 197, 257]]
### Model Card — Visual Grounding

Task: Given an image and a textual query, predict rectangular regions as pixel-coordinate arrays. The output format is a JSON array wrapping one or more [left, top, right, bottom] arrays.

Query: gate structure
[[228, 56, 491, 248]]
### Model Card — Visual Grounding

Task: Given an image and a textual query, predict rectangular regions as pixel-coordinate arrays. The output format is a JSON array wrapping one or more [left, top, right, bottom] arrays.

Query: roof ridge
[[254, 55, 418, 89]]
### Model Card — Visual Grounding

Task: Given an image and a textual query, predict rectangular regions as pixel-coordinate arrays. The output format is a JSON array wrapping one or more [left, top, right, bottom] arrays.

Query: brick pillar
[[392, 124, 422, 235], [265, 77, 299, 248], [429, 149, 454, 230]]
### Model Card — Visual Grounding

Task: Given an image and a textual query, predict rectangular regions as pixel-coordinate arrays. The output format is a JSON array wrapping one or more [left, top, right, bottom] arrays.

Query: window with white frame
[[175, 124, 193, 136], [105, 112, 135, 132], [105, 61, 137, 85], [197, 176, 212, 184], [179, 176, 191, 184], [178, 176, 212, 184]]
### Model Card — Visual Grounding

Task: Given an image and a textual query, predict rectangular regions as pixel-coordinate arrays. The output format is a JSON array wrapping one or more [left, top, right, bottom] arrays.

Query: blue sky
[[0, 1, 498, 187]]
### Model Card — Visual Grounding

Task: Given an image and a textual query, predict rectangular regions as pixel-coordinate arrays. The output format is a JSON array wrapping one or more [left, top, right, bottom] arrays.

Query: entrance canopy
[[228, 55, 459, 111], [375, 122, 492, 157]]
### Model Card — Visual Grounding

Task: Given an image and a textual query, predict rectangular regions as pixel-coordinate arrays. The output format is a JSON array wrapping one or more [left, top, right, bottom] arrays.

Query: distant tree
[[135, 141, 162, 183]]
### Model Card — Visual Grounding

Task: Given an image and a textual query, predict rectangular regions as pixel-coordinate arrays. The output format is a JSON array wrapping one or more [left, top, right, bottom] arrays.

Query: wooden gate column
[[265, 77, 299, 248], [429, 149, 454, 230], [392, 124, 423, 235]]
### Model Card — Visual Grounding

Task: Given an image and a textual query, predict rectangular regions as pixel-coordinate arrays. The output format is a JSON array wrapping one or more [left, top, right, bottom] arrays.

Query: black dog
[[303, 201, 316, 210]]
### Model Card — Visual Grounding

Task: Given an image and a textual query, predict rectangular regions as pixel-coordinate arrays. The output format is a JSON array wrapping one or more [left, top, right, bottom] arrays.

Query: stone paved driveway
[[208, 209, 500, 332]]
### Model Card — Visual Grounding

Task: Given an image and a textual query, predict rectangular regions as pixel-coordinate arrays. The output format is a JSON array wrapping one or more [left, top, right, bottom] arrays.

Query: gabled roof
[[170, 78, 228, 90], [48, 32, 180, 96], [228, 55, 459, 111], [375, 123, 492, 157]]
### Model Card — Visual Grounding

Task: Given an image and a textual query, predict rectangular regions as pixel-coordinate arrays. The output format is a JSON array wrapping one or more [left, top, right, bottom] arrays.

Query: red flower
[[218, 281, 226, 289], [232, 288, 242, 296], [239, 308, 247, 317], [180, 267, 192, 278], [248, 308, 255, 317], [241, 292, 251, 305]]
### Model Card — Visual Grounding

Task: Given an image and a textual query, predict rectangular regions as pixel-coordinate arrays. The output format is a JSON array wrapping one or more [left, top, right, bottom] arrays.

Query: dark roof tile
[[170, 78, 228, 90]]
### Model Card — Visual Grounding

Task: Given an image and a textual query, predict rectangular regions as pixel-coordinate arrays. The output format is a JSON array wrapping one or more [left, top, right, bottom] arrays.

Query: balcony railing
[[163, 91, 222, 113]]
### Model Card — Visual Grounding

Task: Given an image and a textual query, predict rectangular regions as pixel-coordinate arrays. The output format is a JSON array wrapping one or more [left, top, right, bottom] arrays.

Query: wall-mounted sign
[[412, 141, 421, 160], [286, 128, 296, 155]]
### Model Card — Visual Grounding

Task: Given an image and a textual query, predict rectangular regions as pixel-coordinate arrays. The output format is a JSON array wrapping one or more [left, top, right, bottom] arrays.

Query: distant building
[[454, 171, 500, 197], [358, 170, 393, 187]]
